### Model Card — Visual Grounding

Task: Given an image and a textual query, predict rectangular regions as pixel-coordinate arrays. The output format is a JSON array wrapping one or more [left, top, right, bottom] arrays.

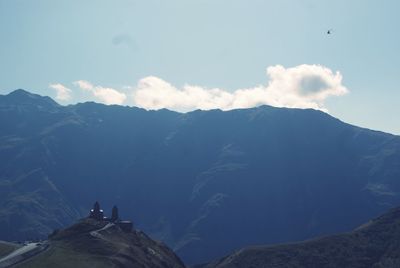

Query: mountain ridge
[[1, 89, 396, 137], [1, 89, 400, 264]]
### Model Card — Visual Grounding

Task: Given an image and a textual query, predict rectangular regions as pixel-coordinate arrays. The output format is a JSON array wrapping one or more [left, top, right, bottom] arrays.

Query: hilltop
[[3, 203, 185, 268]]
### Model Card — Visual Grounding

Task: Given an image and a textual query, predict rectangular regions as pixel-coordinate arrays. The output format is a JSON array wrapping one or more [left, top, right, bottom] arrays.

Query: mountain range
[[0, 89, 400, 264]]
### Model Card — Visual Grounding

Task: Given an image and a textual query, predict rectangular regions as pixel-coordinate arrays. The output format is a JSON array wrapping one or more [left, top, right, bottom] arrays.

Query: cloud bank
[[73, 80, 127, 105], [50, 64, 348, 112], [134, 64, 347, 112], [49, 83, 72, 101]]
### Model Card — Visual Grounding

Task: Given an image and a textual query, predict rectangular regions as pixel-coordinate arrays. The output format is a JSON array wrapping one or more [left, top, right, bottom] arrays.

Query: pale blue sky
[[0, 0, 399, 134]]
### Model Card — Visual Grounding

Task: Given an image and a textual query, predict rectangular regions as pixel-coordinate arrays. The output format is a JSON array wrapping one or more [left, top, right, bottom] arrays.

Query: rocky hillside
[[201, 207, 400, 268], [15, 218, 185, 268]]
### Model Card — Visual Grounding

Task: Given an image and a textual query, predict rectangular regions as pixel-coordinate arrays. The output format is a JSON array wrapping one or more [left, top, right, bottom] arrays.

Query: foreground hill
[[1, 89, 400, 264], [0, 241, 19, 258], [201, 206, 400, 268], [12, 218, 185, 268]]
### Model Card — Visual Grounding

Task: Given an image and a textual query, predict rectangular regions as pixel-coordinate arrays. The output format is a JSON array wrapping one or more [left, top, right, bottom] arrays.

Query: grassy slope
[[0, 241, 20, 258], [15, 241, 110, 268], [15, 218, 185, 268]]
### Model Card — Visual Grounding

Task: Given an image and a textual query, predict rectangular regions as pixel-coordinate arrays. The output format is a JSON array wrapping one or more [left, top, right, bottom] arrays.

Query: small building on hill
[[118, 221, 133, 232], [89, 201, 104, 221], [88, 201, 133, 232], [111, 205, 119, 222]]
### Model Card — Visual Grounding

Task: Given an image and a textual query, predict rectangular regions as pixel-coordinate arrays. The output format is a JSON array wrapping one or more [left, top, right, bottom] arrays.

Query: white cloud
[[55, 64, 347, 111], [74, 80, 93, 91], [133, 64, 348, 112], [49, 83, 72, 101], [91, 87, 127, 105], [74, 80, 127, 105]]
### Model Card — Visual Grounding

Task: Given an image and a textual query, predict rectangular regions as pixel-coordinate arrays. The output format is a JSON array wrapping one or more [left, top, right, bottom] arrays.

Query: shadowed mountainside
[[1, 89, 400, 264], [200, 206, 400, 268]]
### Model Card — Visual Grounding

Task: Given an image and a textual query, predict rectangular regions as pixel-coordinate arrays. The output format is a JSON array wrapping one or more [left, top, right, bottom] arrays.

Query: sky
[[0, 0, 399, 134]]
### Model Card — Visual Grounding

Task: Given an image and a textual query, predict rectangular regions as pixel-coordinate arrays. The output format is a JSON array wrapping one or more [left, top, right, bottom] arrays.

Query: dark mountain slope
[[0, 90, 400, 264], [201, 206, 400, 268], [168, 107, 400, 263]]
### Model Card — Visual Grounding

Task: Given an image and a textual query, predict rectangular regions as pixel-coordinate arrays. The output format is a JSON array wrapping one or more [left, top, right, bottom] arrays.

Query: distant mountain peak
[[8, 88, 34, 95], [1, 89, 60, 109], [7, 88, 46, 99]]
